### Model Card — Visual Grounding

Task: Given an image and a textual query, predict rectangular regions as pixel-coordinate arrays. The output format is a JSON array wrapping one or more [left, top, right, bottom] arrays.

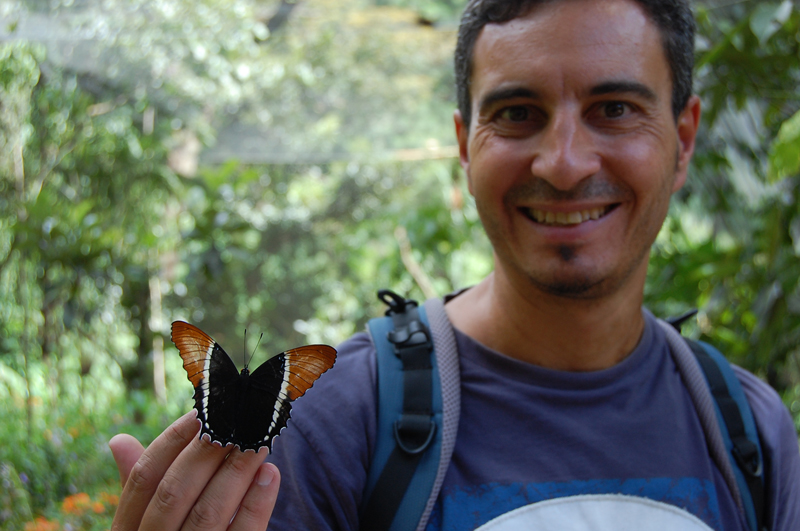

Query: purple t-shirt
[[265, 309, 800, 530]]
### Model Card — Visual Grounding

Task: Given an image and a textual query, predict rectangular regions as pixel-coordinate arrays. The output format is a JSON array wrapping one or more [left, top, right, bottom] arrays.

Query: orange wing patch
[[171, 321, 215, 387], [283, 345, 337, 400]]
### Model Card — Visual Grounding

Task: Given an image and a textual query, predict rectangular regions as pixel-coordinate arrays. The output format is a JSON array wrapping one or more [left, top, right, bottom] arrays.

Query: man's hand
[[109, 411, 281, 531]]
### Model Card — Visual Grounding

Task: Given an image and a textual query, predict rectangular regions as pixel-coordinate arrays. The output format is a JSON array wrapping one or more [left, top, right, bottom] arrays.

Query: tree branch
[[394, 226, 437, 300]]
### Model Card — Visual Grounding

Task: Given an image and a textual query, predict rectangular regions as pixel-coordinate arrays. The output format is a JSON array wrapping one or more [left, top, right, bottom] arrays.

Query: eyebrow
[[590, 81, 657, 102], [477, 87, 540, 115]]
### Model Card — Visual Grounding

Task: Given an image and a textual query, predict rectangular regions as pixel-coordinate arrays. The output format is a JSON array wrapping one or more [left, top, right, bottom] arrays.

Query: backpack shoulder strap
[[361, 290, 461, 531], [419, 296, 461, 528], [657, 319, 766, 531], [686, 338, 766, 531]]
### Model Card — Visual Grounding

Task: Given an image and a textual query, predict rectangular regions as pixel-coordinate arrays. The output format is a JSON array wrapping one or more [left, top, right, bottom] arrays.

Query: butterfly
[[171, 320, 337, 452]]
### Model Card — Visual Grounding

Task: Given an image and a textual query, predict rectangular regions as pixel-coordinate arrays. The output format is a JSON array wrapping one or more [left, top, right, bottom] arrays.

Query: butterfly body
[[171, 320, 336, 452]]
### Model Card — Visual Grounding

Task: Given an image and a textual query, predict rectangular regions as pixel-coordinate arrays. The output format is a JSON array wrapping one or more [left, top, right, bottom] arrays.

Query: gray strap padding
[[418, 298, 462, 531], [657, 319, 744, 513]]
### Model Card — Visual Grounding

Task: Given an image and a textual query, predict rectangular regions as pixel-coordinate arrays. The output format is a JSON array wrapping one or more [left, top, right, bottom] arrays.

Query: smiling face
[[455, 0, 700, 300]]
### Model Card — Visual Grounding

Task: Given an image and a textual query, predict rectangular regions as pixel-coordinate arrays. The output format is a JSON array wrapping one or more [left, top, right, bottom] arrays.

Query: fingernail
[[257, 464, 274, 487]]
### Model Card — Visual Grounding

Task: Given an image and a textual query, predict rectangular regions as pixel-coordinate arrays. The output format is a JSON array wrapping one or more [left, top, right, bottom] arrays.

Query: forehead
[[471, 0, 671, 103]]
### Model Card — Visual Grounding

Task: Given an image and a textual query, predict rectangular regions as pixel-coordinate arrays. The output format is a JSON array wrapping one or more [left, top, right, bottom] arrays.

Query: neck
[[445, 264, 647, 371]]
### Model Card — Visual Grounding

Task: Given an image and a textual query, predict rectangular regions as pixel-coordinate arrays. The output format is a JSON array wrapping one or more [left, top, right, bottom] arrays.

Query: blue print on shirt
[[426, 477, 721, 531]]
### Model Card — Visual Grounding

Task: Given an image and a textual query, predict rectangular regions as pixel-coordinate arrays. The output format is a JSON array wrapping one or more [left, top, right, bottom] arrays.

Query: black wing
[[241, 345, 337, 451], [171, 321, 242, 447]]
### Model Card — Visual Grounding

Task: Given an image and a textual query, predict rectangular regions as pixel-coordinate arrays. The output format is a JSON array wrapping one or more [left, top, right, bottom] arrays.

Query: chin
[[524, 254, 647, 300], [522, 260, 621, 300], [528, 274, 608, 299]]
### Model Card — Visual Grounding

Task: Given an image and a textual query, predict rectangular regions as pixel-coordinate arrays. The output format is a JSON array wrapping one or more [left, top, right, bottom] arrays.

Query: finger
[[228, 462, 281, 531], [179, 446, 270, 531], [112, 411, 207, 531], [109, 434, 145, 487], [139, 428, 242, 530]]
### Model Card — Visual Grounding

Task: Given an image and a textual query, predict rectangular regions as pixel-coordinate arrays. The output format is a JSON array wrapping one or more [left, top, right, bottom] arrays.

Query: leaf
[[768, 109, 800, 182], [750, 1, 793, 45], [695, 17, 749, 70]]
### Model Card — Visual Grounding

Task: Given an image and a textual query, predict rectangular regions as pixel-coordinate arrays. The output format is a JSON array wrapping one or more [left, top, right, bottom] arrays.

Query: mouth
[[521, 204, 618, 226]]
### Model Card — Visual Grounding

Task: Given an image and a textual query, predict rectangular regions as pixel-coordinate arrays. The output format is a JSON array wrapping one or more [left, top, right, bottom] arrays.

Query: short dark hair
[[454, 0, 695, 126]]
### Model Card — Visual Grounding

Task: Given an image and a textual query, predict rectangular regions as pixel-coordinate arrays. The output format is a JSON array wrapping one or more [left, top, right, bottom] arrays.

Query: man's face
[[455, 0, 700, 299]]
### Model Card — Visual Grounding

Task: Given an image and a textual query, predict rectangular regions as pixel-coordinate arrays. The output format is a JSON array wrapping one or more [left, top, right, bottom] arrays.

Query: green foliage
[[646, 1, 800, 414], [1, 462, 33, 531], [167, 157, 487, 352], [0, 38, 184, 528], [42, 0, 457, 159], [0, 388, 173, 530], [769, 109, 800, 182]]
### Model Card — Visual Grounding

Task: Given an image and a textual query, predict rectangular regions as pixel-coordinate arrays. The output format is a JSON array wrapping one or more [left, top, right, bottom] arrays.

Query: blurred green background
[[1, 0, 799, 529]]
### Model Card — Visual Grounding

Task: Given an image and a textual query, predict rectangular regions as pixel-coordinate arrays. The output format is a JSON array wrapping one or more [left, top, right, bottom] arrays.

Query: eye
[[600, 101, 629, 118], [486, 104, 546, 136], [499, 106, 532, 122]]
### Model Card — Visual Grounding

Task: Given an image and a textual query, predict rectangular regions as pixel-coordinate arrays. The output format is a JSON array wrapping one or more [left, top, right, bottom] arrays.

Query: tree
[[647, 1, 800, 417]]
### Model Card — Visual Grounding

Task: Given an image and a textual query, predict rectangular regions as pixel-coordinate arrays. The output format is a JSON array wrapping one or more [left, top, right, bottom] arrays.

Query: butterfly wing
[[241, 345, 337, 451], [172, 321, 337, 452], [171, 321, 242, 447]]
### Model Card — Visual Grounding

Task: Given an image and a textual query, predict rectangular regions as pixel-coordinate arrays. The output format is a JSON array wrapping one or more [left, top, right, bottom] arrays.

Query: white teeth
[[567, 211, 583, 224], [527, 206, 608, 226]]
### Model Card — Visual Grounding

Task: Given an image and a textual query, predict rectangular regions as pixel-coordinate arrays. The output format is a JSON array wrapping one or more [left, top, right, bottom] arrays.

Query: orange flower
[[99, 491, 120, 506], [24, 516, 60, 531], [91, 501, 105, 514], [61, 492, 91, 515]]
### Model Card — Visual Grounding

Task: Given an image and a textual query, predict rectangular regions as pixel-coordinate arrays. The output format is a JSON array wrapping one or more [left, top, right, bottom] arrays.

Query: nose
[[530, 109, 601, 190]]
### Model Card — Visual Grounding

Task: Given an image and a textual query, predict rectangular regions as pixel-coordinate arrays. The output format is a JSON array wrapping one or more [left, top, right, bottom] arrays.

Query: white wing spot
[[201, 343, 214, 418], [268, 355, 291, 435]]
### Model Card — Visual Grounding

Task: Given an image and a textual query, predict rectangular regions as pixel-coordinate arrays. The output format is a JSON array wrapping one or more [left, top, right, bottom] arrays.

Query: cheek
[[470, 162, 519, 214], [468, 137, 530, 197], [603, 137, 675, 198], [607, 135, 657, 168]]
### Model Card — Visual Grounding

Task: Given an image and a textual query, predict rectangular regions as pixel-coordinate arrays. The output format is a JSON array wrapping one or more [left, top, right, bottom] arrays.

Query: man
[[109, 0, 800, 530]]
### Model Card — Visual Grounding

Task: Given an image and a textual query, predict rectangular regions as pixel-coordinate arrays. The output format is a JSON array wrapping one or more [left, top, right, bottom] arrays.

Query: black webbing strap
[[687, 339, 766, 531], [666, 308, 698, 331], [361, 290, 436, 531]]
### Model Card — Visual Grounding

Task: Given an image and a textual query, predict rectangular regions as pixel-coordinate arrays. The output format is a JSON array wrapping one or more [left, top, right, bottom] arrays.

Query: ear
[[672, 95, 701, 192], [454, 109, 473, 193]]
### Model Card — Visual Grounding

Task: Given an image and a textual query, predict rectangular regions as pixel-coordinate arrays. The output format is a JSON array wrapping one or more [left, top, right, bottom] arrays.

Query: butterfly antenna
[[243, 328, 248, 368], [253, 333, 264, 363]]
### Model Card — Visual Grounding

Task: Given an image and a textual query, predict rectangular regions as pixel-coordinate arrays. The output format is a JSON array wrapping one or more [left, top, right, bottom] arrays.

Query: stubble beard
[[484, 221, 653, 300], [477, 173, 672, 301]]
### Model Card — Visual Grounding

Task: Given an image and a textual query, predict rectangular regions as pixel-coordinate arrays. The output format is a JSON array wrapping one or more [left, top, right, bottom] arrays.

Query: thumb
[[108, 433, 145, 487]]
